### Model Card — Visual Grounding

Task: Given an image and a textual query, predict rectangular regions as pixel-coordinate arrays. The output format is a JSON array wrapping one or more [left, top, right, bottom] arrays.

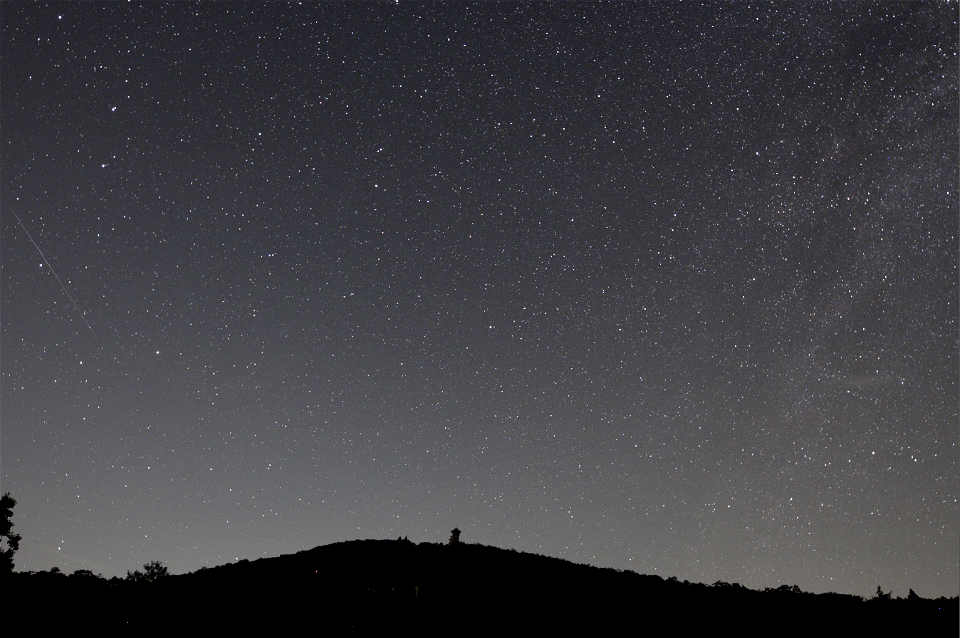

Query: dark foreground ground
[[6, 539, 958, 636]]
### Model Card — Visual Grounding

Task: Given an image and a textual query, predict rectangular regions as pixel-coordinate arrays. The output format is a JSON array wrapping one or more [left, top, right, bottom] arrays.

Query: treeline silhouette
[[6, 539, 957, 636]]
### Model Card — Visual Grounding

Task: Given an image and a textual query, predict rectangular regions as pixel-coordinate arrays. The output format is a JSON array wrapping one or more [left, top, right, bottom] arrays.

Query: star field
[[1, 2, 956, 598]]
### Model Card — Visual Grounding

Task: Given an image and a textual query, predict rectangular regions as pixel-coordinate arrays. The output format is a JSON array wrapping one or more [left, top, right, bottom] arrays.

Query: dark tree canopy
[[0, 492, 21, 574], [126, 560, 169, 583]]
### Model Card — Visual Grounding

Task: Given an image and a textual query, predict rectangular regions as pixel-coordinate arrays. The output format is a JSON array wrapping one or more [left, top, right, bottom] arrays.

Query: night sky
[[2, 2, 957, 598]]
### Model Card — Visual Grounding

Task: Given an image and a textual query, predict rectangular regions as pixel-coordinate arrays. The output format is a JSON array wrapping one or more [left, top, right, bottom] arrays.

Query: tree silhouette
[[126, 560, 169, 583], [0, 492, 21, 574]]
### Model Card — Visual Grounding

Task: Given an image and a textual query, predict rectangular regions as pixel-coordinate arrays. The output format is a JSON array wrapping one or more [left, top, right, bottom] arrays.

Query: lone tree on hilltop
[[1, 492, 21, 574]]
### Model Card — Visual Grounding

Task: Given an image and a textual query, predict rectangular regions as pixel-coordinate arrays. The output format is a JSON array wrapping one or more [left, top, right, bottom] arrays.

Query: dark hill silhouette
[[6, 538, 958, 636]]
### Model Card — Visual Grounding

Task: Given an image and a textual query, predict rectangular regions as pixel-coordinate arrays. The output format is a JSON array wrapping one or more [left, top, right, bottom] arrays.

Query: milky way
[[2, 2, 956, 598]]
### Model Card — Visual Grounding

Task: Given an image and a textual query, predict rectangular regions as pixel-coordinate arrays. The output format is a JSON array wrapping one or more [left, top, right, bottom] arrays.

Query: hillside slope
[[7, 539, 958, 636]]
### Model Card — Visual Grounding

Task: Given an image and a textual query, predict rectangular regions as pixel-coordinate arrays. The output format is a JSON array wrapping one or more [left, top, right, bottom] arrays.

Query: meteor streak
[[10, 211, 96, 336]]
